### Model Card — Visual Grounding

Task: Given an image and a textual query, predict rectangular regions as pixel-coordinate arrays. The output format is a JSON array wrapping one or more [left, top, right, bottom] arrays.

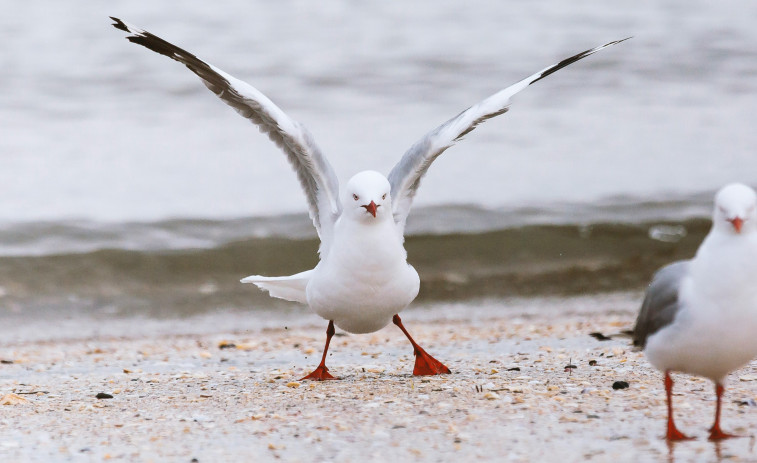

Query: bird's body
[[112, 16, 626, 379], [644, 242, 757, 382], [303, 172, 419, 334], [634, 183, 757, 440], [307, 216, 419, 335]]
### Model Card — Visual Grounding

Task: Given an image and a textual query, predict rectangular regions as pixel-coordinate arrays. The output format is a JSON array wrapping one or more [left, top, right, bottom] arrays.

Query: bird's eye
[[382, 193, 386, 200], [353, 194, 359, 201]]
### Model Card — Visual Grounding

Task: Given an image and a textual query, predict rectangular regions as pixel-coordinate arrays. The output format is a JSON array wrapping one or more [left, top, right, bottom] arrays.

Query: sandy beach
[[2, 293, 757, 462]]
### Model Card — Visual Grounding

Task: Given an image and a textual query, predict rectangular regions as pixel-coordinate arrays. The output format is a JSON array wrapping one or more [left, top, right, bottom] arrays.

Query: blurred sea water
[[3, 0, 757, 224]]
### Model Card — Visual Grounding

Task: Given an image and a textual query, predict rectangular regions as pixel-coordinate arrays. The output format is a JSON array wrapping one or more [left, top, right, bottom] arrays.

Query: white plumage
[[634, 183, 757, 440]]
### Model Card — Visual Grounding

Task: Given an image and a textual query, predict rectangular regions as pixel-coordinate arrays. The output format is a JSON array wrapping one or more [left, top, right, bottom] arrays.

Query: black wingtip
[[611, 36, 634, 48], [110, 16, 129, 32], [109, 17, 192, 63], [531, 36, 631, 85]]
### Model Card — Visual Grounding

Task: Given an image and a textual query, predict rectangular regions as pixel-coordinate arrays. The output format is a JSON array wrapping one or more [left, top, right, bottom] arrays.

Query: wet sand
[[2, 293, 757, 462]]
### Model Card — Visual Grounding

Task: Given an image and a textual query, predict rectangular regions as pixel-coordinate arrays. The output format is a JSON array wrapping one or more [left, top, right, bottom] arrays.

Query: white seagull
[[112, 17, 627, 380], [633, 183, 757, 440]]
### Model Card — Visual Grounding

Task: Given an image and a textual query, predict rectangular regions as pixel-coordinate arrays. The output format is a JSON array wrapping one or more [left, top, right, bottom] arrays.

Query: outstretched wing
[[111, 17, 342, 246], [632, 260, 690, 349], [387, 38, 630, 234]]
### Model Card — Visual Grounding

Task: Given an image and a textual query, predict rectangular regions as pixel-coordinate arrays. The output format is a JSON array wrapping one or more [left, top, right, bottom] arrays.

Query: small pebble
[[589, 332, 612, 341], [1, 393, 28, 405], [96, 393, 114, 399], [612, 381, 629, 390]]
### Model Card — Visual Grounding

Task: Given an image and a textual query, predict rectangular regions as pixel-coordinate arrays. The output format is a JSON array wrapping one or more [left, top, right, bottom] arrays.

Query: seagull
[[633, 183, 757, 440], [112, 17, 627, 380]]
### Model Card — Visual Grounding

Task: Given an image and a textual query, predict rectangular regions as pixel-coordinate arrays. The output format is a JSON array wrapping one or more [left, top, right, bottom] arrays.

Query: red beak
[[362, 200, 378, 218], [730, 216, 744, 233]]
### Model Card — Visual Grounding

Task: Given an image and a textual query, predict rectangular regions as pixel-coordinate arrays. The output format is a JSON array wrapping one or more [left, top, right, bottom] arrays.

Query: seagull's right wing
[[633, 260, 691, 349], [387, 38, 629, 235], [111, 17, 342, 244]]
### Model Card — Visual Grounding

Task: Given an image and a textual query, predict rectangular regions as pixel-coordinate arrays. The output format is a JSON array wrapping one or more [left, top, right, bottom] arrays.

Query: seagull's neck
[[690, 229, 757, 292], [698, 229, 757, 256], [337, 214, 397, 233]]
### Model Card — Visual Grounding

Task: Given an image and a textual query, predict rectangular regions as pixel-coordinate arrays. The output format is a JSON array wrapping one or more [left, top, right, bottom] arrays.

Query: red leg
[[392, 314, 450, 376], [708, 383, 738, 440], [301, 320, 339, 381], [664, 371, 692, 441]]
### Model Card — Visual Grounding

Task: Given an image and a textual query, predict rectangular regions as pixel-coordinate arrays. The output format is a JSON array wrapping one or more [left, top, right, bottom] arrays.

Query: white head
[[343, 170, 392, 223], [713, 183, 757, 235]]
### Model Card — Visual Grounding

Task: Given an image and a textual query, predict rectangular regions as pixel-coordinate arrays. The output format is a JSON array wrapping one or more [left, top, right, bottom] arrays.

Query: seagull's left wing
[[387, 38, 629, 234], [111, 17, 342, 248], [633, 260, 690, 349]]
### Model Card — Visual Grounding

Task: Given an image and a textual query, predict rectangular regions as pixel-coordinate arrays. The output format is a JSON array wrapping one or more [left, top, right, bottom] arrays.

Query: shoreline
[[0, 216, 711, 319], [2, 293, 757, 461]]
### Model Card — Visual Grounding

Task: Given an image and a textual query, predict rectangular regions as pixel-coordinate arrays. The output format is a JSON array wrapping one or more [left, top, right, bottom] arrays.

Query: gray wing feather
[[387, 38, 630, 235], [111, 17, 341, 244], [632, 260, 691, 349]]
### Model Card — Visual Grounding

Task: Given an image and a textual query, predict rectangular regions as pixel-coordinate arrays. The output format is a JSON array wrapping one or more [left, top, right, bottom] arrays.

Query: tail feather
[[241, 269, 312, 304]]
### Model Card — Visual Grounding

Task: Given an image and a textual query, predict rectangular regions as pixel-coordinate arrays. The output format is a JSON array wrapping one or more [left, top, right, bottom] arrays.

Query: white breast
[[306, 217, 420, 334]]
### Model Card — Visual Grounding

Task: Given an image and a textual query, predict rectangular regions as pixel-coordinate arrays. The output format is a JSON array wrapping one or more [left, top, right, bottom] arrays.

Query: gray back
[[633, 260, 690, 348]]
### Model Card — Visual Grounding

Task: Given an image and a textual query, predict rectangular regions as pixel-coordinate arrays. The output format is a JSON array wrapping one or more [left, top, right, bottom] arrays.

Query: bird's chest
[[330, 220, 407, 274], [684, 243, 757, 338], [327, 235, 410, 291], [307, 223, 419, 310], [690, 243, 757, 308]]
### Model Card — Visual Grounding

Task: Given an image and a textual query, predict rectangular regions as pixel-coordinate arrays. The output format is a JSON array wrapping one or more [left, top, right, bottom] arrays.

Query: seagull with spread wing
[[112, 17, 626, 380]]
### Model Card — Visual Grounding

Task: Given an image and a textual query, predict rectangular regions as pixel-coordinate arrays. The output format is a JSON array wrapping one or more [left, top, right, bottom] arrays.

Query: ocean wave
[[0, 202, 713, 317]]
